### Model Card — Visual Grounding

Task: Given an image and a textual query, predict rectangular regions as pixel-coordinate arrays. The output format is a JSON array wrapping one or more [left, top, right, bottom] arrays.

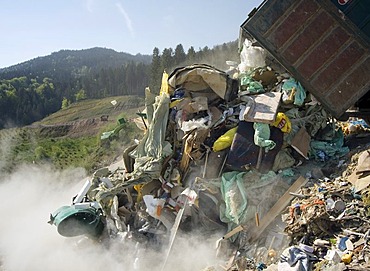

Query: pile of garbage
[[49, 39, 370, 271], [277, 148, 370, 271]]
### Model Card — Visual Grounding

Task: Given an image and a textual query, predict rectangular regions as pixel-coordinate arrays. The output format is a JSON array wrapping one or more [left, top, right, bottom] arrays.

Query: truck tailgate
[[241, 0, 370, 118]]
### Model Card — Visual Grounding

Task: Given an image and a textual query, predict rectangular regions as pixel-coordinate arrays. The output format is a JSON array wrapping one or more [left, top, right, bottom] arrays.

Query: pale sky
[[0, 0, 262, 69]]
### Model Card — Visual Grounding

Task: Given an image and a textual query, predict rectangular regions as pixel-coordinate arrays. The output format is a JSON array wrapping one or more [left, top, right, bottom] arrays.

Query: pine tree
[[149, 47, 161, 94], [174, 44, 186, 66], [187, 46, 197, 65], [61, 97, 70, 109], [160, 48, 174, 73]]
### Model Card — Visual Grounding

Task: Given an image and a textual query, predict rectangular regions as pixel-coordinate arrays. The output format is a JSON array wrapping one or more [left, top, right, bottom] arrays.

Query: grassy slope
[[38, 95, 144, 124], [0, 95, 145, 174]]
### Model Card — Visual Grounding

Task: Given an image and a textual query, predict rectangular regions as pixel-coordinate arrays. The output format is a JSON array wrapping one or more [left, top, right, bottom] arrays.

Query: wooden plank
[[248, 176, 308, 242], [222, 225, 244, 240]]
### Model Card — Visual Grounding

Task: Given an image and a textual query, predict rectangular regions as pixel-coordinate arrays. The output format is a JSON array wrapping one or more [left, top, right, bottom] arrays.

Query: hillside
[[0, 47, 152, 129], [0, 47, 151, 80], [0, 95, 145, 176]]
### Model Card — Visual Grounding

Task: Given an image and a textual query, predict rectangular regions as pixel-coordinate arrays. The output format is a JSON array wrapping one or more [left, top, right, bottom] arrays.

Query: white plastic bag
[[239, 39, 266, 72]]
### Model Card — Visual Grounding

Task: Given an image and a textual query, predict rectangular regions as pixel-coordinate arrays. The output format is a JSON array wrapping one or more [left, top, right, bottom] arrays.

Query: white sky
[[0, 0, 262, 68]]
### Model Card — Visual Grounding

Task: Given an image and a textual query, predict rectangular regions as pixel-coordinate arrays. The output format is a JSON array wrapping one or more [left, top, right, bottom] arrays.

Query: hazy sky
[[0, 0, 262, 68]]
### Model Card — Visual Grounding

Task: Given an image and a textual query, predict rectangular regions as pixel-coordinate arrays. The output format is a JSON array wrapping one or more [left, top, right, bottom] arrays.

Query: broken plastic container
[[49, 205, 104, 238]]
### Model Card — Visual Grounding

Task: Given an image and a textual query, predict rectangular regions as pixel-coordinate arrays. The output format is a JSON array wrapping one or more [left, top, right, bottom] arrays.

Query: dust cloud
[[0, 163, 222, 271]]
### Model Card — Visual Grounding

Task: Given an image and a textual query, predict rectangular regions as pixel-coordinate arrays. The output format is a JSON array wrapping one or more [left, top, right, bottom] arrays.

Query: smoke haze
[[0, 163, 221, 271]]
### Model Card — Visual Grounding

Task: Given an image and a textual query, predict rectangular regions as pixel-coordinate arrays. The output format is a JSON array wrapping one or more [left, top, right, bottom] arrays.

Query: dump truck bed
[[241, 0, 370, 119]]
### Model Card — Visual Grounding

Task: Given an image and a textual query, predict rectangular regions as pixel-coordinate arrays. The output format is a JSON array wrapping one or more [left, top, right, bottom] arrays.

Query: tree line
[[0, 41, 238, 128]]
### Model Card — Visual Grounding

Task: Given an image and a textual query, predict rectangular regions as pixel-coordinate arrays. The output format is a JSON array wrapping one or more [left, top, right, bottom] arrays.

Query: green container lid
[[50, 205, 104, 238]]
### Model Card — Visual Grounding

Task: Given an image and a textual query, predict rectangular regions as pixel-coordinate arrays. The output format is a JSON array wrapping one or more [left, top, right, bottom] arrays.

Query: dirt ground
[[35, 117, 115, 138]]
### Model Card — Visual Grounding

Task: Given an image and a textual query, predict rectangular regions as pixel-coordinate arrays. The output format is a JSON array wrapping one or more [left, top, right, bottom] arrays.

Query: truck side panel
[[241, 0, 370, 118]]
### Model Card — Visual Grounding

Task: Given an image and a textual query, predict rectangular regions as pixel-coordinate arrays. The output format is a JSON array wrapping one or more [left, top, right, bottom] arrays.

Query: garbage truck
[[240, 0, 370, 122]]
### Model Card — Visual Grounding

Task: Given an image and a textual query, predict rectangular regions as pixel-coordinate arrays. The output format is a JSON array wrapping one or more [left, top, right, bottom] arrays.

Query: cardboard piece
[[242, 92, 282, 123], [252, 69, 277, 86], [182, 96, 208, 113], [209, 106, 223, 127], [290, 126, 311, 159], [348, 170, 358, 185], [354, 174, 370, 193], [347, 148, 370, 192], [357, 149, 370, 173]]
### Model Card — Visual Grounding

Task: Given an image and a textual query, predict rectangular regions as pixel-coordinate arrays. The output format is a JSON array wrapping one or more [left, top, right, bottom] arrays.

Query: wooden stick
[[222, 225, 244, 240], [255, 212, 260, 227], [256, 147, 263, 170], [218, 153, 228, 178]]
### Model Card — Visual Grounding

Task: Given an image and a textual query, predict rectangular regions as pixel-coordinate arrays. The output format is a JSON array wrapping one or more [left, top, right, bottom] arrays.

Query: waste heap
[[49, 39, 370, 271]]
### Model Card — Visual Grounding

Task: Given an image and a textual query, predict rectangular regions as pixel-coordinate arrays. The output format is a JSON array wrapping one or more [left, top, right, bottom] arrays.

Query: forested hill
[[0, 41, 239, 129], [0, 47, 153, 129], [0, 47, 151, 81]]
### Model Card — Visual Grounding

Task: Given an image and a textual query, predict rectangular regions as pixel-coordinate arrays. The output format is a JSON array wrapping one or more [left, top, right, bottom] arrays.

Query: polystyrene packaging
[[239, 39, 266, 73]]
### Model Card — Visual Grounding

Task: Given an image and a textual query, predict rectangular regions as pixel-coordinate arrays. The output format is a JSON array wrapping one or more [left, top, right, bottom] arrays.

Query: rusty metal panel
[[297, 27, 351, 79], [251, 0, 295, 35], [282, 11, 334, 64], [326, 56, 370, 109], [311, 42, 366, 93], [240, 0, 370, 118], [268, 1, 319, 49]]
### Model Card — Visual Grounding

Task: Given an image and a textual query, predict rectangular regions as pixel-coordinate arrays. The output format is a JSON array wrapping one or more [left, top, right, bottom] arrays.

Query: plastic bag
[[272, 149, 295, 172], [143, 195, 175, 230], [253, 122, 276, 151], [272, 112, 292, 133], [310, 129, 349, 161], [281, 78, 306, 106], [143, 195, 165, 219], [159, 71, 169, 95], [220, 171, 248, 225], [212, 126, 238, 152], [239, 39, 266, 72], [239, 74, 265, 94]]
